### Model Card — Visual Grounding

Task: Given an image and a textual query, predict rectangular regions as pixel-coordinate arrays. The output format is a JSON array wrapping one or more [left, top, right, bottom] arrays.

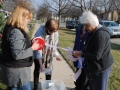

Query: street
[[111, 38, 120, 45]]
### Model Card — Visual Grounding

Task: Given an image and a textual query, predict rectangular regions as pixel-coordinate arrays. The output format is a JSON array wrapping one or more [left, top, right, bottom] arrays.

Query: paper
[[40, 68, 53, 74], [45, 43, 71, 51], [73, 68, 82, 82], [73, 57, 83, 82], [49, 83, 54, 86]]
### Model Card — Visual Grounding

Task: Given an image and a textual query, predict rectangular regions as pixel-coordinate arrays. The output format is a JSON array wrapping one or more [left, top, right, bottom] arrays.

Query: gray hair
[[80, 10, 99, 27]]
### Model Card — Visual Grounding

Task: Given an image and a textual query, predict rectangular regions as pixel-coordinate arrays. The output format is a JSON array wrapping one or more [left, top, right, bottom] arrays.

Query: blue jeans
[[7, 81, 31, 90], [88, 66, 112, 90]]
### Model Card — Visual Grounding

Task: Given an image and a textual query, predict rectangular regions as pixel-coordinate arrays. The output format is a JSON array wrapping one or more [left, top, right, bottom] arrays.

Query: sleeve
[[73, 26, 79, 50], [73, 24, 82, 50], [82, 31, 109, 61], [53, 31, 59, 57], [34, 26, 44, 38], [9, 29, 33, 60], [33, 26, 44, 59]]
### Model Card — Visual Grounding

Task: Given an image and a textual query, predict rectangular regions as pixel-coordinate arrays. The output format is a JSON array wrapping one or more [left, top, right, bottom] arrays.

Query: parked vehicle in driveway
[[66, 20, 81, 29], [99, 20, 120, 37], [66, 20, 76, 29]]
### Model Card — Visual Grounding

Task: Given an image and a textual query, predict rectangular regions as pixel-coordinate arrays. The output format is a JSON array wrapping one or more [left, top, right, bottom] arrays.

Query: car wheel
[[110, 36, 113, 38]]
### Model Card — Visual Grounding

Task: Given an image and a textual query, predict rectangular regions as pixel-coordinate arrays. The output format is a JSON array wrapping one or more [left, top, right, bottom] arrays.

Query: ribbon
[[45, 43, 71, 51], [45, 43, 83, 81]]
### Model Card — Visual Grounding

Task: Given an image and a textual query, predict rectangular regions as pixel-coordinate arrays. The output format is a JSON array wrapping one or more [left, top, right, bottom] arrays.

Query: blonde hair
[[7, 5, 32, 32]]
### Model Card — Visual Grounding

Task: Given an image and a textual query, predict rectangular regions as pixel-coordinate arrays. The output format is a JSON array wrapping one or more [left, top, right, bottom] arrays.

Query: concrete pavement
[[30, 23, 75, 90]]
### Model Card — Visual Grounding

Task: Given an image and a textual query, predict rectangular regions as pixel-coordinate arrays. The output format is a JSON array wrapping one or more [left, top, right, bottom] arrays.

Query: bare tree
[[36, 3, 52, 20], [68, 0, 89, 12], [45, 0, 73, 27], [3, 0, 36, 13], [63, 6, 82, 19], [93, 0, 114, 19], [112, 0, 120, 12]]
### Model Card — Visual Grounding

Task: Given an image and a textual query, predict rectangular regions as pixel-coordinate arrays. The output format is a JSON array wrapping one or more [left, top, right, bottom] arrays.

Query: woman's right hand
[[72, 51, 81, 57], [31, 40, 40, 50]]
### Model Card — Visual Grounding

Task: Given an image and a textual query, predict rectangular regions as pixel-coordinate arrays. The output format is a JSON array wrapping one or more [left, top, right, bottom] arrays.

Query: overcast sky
[[31, 0, 44, 10]]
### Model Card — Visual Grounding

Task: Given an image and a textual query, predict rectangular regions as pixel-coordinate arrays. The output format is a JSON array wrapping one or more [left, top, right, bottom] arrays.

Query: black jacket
[[81, 26, 114, 73], [1, 25, 34, 67]]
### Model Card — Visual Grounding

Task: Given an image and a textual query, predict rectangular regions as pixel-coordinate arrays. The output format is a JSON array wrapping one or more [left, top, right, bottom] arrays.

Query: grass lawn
[[58, 28, 120, 90]]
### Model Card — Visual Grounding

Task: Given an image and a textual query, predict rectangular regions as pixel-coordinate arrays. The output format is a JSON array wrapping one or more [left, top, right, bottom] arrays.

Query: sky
[[31, 0, 44, 10]]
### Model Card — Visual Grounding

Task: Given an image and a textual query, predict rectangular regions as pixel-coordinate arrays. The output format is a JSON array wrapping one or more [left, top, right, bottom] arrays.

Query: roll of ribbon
[[32, 37, 45, 50]]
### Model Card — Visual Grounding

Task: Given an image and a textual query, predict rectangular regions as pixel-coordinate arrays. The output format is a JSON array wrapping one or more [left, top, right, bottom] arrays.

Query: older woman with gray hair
[[72, 11, 114, 90]]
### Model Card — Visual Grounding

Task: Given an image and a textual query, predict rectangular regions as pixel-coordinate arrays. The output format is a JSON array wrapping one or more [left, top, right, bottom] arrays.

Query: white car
[[99, 20, 120, 37]]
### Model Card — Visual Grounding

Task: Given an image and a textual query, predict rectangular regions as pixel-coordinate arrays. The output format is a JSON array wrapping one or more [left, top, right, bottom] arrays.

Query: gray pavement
[[110, 38, 120, 45], [30, 23, 75, 90]]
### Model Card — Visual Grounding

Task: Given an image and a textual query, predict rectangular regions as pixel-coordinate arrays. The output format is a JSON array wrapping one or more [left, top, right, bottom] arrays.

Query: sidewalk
[[30, 23, 75, 90]]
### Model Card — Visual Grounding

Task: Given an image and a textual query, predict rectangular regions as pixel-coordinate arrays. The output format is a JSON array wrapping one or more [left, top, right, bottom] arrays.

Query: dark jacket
[[81, 26, 114, 73], [1, 25, 34, 67], [73, 24, 88, 67]]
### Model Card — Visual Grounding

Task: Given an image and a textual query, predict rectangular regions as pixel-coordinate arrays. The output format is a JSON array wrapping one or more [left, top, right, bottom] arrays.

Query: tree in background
[[0, 0, 6, 53], [36, 3, 52, 20], [63, 6, 82, 19], [3, 0, 36, 14], [45, 0, 73, 27], [0, 0, 6, 33]]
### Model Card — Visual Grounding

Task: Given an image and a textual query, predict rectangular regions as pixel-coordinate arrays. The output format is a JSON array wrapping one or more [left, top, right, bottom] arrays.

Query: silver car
[[99, 20, 120, 37]]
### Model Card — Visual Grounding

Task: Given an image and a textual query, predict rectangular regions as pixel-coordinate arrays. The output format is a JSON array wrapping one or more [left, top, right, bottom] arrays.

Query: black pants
[[34, 59, 52, 80], [75, 68, 89, 90]]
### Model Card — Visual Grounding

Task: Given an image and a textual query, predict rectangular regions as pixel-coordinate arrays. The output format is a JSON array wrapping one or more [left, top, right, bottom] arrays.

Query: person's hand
[[31, 40, 40, 50], [0, 33, 2, 38], [72, 51, 82, 57], [56, 56, 61, 61]]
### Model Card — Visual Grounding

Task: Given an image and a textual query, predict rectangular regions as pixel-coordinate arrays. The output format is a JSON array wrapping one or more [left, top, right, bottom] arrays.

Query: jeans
[[7, 81, 31, 90], [88, 66, 112, 90]]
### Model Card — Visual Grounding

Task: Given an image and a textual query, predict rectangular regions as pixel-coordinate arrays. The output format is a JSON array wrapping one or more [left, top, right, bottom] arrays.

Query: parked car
[[66, 20, 81, 29], [99, 20, 120, 37], [75, 20, 81, 25], [66, 20, 76, 29]]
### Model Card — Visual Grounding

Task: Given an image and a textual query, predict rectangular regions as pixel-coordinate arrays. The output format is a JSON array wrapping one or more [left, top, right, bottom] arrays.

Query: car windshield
[[102, 21, 119, 27], [68, 21, 75, 24]]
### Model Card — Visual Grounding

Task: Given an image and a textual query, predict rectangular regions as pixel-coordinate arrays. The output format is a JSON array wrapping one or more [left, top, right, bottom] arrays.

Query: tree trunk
[[58, 14, 61, 28]]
